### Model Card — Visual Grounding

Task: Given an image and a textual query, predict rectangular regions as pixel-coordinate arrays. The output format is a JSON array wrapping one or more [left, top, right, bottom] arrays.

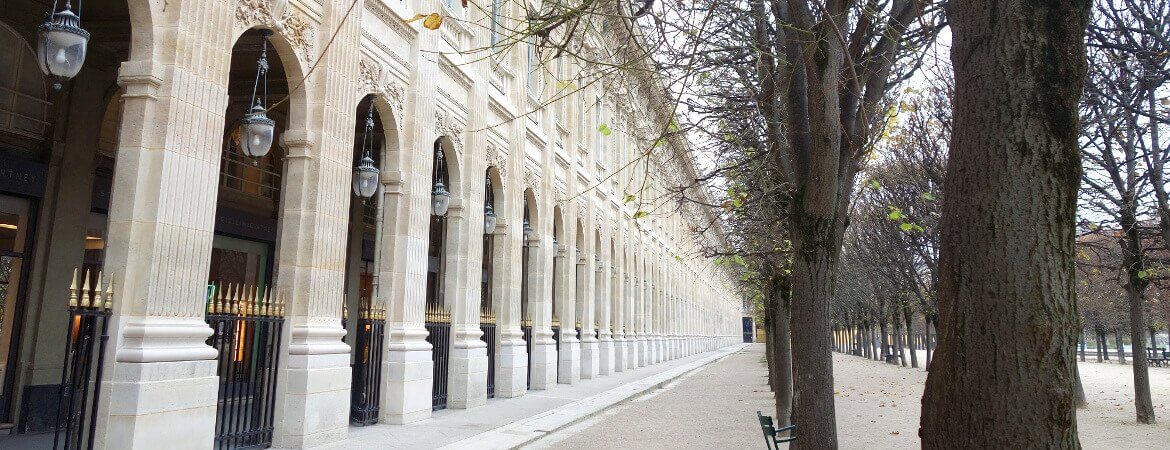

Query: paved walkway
[[527, 344, 774, 450], [307, 345, 745, 450]]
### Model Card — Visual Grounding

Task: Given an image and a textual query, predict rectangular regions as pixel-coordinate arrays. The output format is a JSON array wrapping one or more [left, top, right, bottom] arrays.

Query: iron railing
[[521, 321, 532, 389], [53, 269, 112, 450], [350, 304, 385, 426], [425, 306, 451, 410], [551, 324, 561, 380], [206, 284, 285, 449], [480, 319, 497, 398]]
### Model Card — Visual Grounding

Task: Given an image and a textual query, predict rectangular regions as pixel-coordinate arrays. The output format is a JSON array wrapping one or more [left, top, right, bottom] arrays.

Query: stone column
[[381, 17, 436, 423], [595, 259, 613, 376], [612, 269, 627, 373], [446, 200, 489, 409], [578, 250, 599, 379], [96, 56, 220, 450], [270, 131, 352, 448], [493, 217, 527, 398], [528, 233, 557, 389], [555, 244, 580, 385]]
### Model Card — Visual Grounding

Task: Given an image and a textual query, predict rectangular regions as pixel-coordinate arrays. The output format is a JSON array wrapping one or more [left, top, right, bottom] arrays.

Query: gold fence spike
[[229, 284, 239, 315], [102, 273, 114, 310], [262, 288, 272, 316], [68, 268, 79, 308], [94, 271, 105, 311], [80, 269, 92, 308], [247, 285, 257, 316]]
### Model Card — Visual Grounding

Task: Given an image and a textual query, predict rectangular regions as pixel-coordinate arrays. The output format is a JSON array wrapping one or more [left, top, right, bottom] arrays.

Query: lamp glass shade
[[431, 181, 451, 216], [483, 204, 497, 234], [352, 156, 380, 198], [240, 104, 276, 158], [37, 9, 89, 80]]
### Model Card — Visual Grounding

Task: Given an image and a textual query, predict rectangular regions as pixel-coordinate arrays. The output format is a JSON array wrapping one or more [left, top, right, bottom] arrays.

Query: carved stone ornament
[[524, 168, 540, 199], [485, 141, 508, 181], [235, 0, 316, 64], [357, 56, 407, 121], [434, 109, 465, 155]]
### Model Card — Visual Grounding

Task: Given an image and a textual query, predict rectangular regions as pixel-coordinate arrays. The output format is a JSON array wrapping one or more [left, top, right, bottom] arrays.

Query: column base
[[529, 335, 558, 390], [381, 326, 433, 424], [447, 331, 488, 409], [597, 335, 614, 375], [557, 338, 581, 384], [580, 338, 600, 379], [612, 337, 627, 372], [273, 322, 351, 449], [101, 360, 219, 450], [495, 330, 528, 398]]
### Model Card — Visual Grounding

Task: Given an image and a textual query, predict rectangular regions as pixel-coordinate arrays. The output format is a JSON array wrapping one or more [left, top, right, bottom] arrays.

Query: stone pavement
[[302, 344, 747, 450], [526, 344, 775, 450]]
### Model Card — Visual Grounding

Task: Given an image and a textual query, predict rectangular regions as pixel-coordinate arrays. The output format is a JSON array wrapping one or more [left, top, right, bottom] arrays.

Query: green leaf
[[868, 180, 881, 190], [633, 210, 649, 219], [668, 120, 680, 132], [674, 254, 682, 262], [623, 194, 636, 204], [733, 254, 747, 267], [921, 192, 936, 201], [1138, 270, 1149, 279], [899, 222, 914, 232], [555, 80, 577, 90], [887, 210, 904, 220], [598, 124, 612, 136]]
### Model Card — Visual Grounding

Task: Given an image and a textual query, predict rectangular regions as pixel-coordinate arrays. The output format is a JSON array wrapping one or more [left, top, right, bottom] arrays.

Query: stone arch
[[0, 22, 50, 140], [435, 135, 463, 205], [227, 27, 310, 136]]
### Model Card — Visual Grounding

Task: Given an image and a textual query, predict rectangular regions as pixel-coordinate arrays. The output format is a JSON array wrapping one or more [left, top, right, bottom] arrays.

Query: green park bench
[[1148, 347, 1168, 367], [756, 411, 796, 449]]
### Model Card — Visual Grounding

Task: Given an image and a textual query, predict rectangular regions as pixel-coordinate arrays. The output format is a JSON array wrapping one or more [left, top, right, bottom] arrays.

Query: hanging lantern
[[37, 1, 90, 89], [240, 103, 276, 158], [522, 216, 534, 242], [431, 146, 451, 216], [238, 31, 275, 159], [483, 171, 497, 234], [353, 104, 381, 198]]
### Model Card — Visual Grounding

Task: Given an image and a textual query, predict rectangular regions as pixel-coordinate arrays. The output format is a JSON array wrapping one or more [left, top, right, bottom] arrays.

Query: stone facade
[[0, 0, 741, 447]]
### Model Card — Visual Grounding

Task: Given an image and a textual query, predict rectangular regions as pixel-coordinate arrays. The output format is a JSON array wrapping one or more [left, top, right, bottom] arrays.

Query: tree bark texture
[[920, 0, 1089, 447], [904, 305, 919, 368], [770, 275, 795, 425]]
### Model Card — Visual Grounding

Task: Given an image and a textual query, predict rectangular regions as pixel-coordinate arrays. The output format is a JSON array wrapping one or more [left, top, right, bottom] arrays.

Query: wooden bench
[[757, 411, 796, 448], [1148, 347, 1168, 367]]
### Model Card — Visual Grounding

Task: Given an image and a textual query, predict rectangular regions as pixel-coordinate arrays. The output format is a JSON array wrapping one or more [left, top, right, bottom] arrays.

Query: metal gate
[[521, 322, 532, 389], [350, 304, 385, 426], [551, 323, 561, 380], [425, 307, 451, 410], [53, 269, 112, 450], [480, 320, 496, 398], [206, 284, 285, 449]]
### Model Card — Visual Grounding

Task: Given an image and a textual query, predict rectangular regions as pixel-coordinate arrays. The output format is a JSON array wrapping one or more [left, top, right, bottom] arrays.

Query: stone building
[[0, 0, 741, 447]]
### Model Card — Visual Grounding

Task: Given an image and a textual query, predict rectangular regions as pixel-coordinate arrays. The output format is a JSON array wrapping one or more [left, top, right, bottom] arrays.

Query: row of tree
[[493, 0, 1161, 446]]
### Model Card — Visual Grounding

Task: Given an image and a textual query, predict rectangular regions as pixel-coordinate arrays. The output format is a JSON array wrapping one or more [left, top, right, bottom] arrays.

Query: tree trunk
[[1116, 332, 1127, 365], [764, 297, 776, 392], [870, 325, 879, 361], [789, 231, 840, 448], [1100, 331, 1109, 361], [770, 275, 795, 425], [904, 305, 919, 368], [1079, 332, 1086, 362], [880, 320, 891, 361], [893, 312, 907, 367], [1073, 361, 1087, 409], [924, 317, 934, 367], [1123, 282, 1155, 423], [919, 0, 1088, 446]]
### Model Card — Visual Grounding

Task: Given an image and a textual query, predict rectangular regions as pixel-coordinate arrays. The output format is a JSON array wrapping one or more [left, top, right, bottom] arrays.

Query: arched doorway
[[425, 136, 458, 411], [0, 0, 135, 438], [479, 167, 503, 398]]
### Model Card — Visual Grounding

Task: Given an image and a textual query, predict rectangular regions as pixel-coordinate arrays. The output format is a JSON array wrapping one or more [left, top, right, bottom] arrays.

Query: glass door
[[0, 194, 33, 423]]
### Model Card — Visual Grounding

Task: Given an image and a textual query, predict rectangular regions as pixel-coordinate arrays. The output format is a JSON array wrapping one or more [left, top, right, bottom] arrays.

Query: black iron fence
[[425, 307, 451, 410], [53, 269, 112, 450], [551, 323, 561, 380], [521, 322, 532, 389], [206, 284, 285, 449], [350, 304, 385, 426], [480, 317, 497, 398]]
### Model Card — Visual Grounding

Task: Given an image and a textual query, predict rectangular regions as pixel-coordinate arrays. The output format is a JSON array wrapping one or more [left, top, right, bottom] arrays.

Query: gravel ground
[[528, 344, 776, 450], [833, 351, 1170, 449], [533, 344, 1170, 449]]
